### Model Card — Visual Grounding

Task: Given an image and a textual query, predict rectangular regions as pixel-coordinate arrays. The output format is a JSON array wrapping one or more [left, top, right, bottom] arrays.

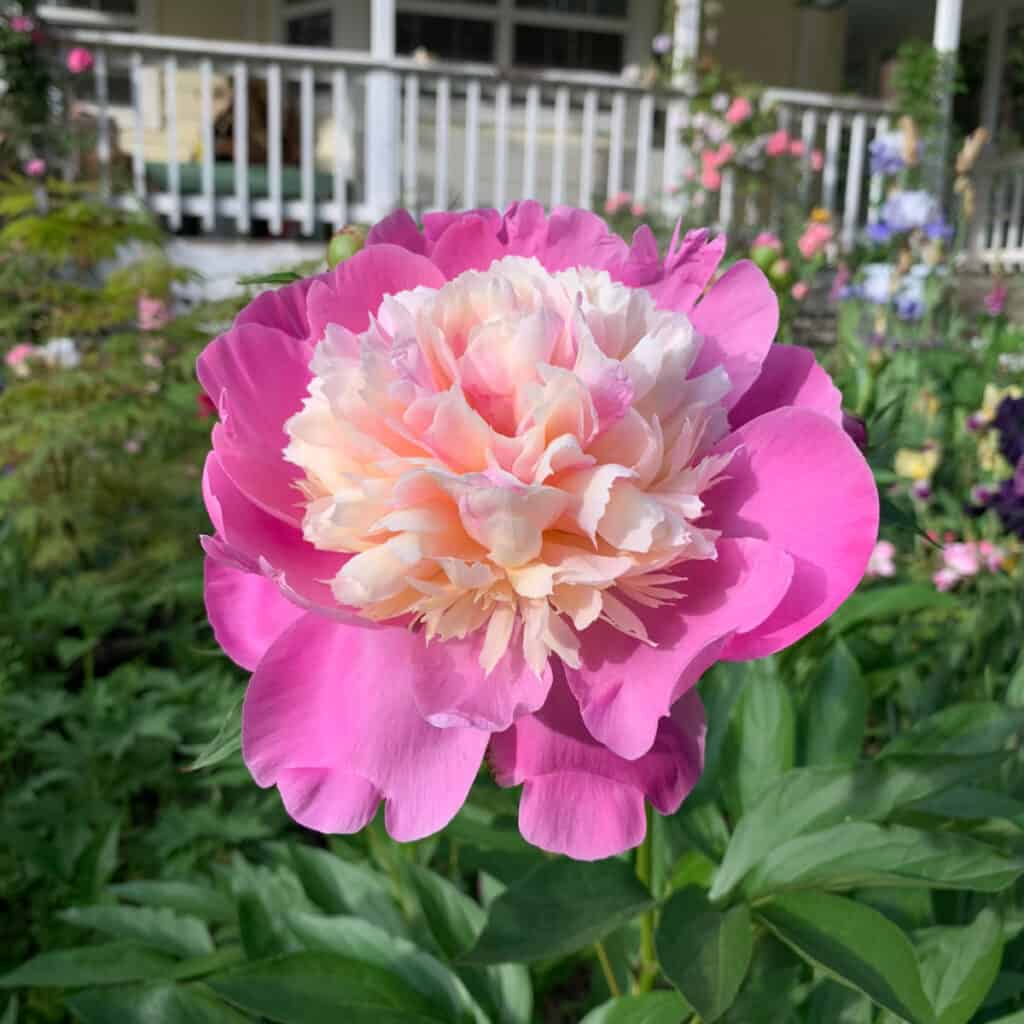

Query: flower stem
[[595, 940, 621, 998], [634, 808, 659, 994]]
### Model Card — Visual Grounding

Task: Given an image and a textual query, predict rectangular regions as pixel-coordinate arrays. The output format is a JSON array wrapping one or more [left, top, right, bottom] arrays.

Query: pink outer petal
[[429, 213, 508, 278], [202, 452, 347, 610], [490, 668, 705, 860], [197, 322, 311, 525], [366, 209, 427, 254], [306, 243, 447, 336], [243, 614, 490, 841], [204, 559, 305, 670], [688, 260, 779, 410], [528, 205, 629, 272], [234, 275, 320, 341], [728, 344, 842, 429], [410, 636, 553, 732], [565, 537, 793, 761], [640, 227, 727, 311], [706, 407, 879, 660]]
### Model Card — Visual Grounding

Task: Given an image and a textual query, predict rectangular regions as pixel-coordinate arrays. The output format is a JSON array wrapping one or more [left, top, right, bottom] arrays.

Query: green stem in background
[[595, 940, 621, 999], [634, 807, 659, 994]]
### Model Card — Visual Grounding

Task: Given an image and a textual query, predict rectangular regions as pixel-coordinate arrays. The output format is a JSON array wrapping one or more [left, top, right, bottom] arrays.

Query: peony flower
[[23, 158, 45, 178], [766, 131, 790, 157], [866, 540, 896, 577], [791, 282, 809, 301], [66, 47, 94, 74], [138, 294, 171, 332], [197, 203, 878, 860], [725, 97, 752, 124], [798, 223, 833, 260]]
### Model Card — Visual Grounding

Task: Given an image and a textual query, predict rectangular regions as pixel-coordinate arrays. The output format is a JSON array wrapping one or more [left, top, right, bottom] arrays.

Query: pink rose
[[10, 15, 34, 32], [789, 139, 805, 158], [66, 47, 94, 74], [791, 282, 809, 301], [715, 142, 736, 168], [701, 167, 722, 191], [196, 202, 879, 861], [865, 540, 896, 578], [725, 96, 753, 125], [798, 223, 833, 260], [630, 202, 647, 218], [138, 295, 171, 332], [23, 158, 46, 178], [811, 149, 824, 172], [752, 232, 782, 252], [766, 130, 790, 157], [5, 343, 36, 378]]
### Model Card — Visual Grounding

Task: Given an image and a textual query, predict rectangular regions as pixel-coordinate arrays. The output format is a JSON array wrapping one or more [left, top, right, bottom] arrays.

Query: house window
[[282, 1, 334, 48], [395, 0, 630, 71]]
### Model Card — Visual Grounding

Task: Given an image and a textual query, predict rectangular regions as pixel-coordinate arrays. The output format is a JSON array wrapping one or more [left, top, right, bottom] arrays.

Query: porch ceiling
[[846, 0, 1024, 44]]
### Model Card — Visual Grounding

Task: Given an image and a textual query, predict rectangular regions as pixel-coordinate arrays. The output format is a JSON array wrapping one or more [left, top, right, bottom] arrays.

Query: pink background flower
[[789, 139, 806, 158], [752, 232, 782, 252], [66, 47, 94, 74], [811, 149, 825, 172], [23, 158, 46, 178], [725, 96, 752, 124], [138, 294, 171, 332], [791, 281, 809, 301], [865, 540, 896, 577], [10, 15, 34, 32], [197, 203, 878, 860]]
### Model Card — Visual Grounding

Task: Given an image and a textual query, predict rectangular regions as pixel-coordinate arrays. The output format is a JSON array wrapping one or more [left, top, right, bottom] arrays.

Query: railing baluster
[[633, 92, 654, 204], [662, 98, 685, 211], [130, 51, 146, 201], [333, 69, 349, 229], [164, 55, 181, 231], [718, 165, 735, 233], [607, 90, 625, 201], [94, 47, 111, 199], [1007, 168, 1024, 254], [799, 108, 817, 204], [464, 79, 481, 210], [403, 72, 419, 213], [579, 88, 598, 209], [199, 58, 215, 232], [494, 81, 510, 211], [233, 60, 250, 234], [995, 171, 1013, 252], [822, 110, 842, 213], [300, 66, 315, 236], [842, 113, 868, 249], [551, 85, 569, 208], [867, 115, 890, 223], [434, 76, 451, 210], [523, 83, 539, 200], [267, 63, 283, 235]]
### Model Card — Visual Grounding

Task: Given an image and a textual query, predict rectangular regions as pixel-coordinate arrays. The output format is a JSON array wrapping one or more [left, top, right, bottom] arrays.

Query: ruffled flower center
[[284, 256, 733, 674]]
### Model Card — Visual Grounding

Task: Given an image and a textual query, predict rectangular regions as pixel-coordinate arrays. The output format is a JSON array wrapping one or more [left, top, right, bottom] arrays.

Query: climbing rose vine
[[198, 204, 878, 860]]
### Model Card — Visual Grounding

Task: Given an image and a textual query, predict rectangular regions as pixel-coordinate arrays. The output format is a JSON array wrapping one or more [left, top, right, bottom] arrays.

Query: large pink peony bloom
[[198, 203, 878, 860]]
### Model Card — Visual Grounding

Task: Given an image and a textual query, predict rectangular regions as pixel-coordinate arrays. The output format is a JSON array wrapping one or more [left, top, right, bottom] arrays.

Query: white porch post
[[981, 3, 1010, 139], [931, 0, 963, 193], [671, 0, 701, 88], [365, 0, 399, 219]]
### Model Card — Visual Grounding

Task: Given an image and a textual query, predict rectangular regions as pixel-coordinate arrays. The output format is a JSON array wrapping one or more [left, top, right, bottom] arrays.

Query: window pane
[[515, 0, 628, 16], [514, 24, 622, 71], [287, 12, 333, 47], [396, 14, 494, 62]]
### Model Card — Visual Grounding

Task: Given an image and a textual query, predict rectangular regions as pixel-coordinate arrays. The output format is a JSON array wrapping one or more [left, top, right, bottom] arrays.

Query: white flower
[[39, 337, 80, 369]]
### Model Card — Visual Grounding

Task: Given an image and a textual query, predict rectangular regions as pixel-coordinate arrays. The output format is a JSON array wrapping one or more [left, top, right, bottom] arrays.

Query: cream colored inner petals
[[284, 256, 733, 675]]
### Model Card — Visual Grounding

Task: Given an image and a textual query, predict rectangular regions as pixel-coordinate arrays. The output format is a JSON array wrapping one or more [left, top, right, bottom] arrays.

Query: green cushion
[[145, 161, 336, 200]]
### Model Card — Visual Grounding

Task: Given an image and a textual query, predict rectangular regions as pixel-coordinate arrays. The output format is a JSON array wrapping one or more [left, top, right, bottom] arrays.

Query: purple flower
[[881, 190, 942, 233], [984, 283, 1008, 316], [924, 219, 954, 242], [869, 134, 906, 176], [652, 33, 672, 56], [867, 221, 894, 245]]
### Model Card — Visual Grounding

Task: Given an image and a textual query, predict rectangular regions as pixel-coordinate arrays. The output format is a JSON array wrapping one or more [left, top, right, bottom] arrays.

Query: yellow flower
[[894, 446, 940, 482], [913, 390, 940, 418], [980, 383, 1023, 421], [977, 431, 1011, 476], [811, 207, 831, 224]]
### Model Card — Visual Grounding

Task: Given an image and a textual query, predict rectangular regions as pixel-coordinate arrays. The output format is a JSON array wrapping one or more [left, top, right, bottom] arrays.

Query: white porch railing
[[972, 151, 1024, 269], [55, 25, 895, 246]]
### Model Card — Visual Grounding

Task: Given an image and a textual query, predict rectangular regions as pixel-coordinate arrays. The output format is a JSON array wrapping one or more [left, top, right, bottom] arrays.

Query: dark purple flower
[[842, 411, 868, 451], [994, 396, 1024, 468]]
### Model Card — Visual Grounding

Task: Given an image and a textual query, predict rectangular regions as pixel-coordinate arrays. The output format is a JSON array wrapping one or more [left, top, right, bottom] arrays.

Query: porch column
[[671, 0, 701, 87], [981, 3, 1010, 139], [931, 0, 963, 194], [365, 0, 399, 219]]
